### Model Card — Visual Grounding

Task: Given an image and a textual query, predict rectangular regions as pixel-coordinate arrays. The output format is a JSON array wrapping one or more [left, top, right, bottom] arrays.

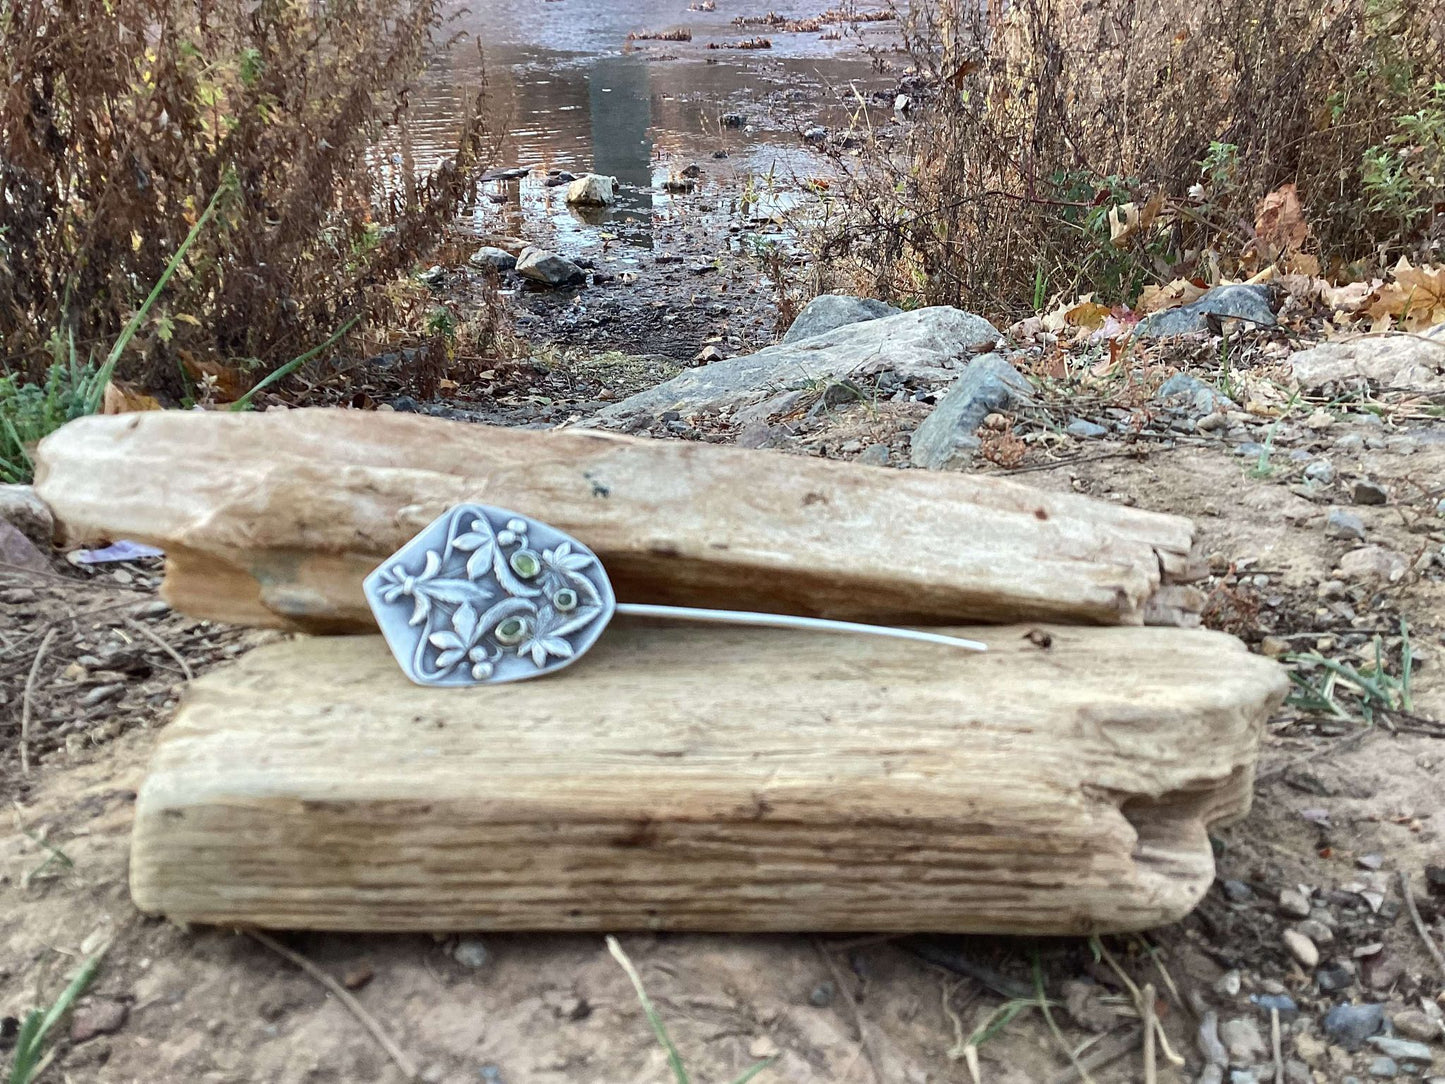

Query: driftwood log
[[130, 624, 1285, 932], [36, 410, 1203, 631]]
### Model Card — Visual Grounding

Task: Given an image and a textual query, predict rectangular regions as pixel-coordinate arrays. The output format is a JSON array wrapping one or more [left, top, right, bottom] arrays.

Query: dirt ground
[[5, 335, 1445, 1083]]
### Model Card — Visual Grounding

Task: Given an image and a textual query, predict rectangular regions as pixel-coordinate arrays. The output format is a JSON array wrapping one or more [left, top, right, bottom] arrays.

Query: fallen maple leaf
[[101, 381, 163, 414], [1135, 278, 1207, 315], [1365, 258, 1445, 332]]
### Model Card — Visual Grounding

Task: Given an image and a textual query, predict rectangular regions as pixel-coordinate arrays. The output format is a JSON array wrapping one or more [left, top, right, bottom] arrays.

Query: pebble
[[1284, 1061, 1312, 1084], [81, 683, 125, 708], [1283, 929, 1319, 968], [859, 443, 890, 467], [1221, 1017, 1268, 1065], [1305, 408, 1335, 430], [1230, 1071, 1259, 1084], [1392, 1009, 1440, 1041], [1200, 1011, 1230, 1066], [1334, 432, 1366, 452], [1065, 418, 1108, 439], [1215, 969, 1242, 997], [1324, 1002, 1384, 1049], [1252, 994, 1298, 1014], [1436, 497, 1445, 517], [69, 997, 129, 1042], [1295, 919, 1334, 945], [1352, 480, 1388, 505], [451, 938, 490, 969], [1222, 880, 1254, 902], [1279, 887, 1313, 918], [808, 982, 835, 1007], [1368, 1036, 1434, 1065], [1235, 441, 1268, 458], [1199, 1068, 1224, 1084], [1304, 460, 1336, 485], [1325, 507, 1367, 541], [1368, 1058, 1398, 1079]]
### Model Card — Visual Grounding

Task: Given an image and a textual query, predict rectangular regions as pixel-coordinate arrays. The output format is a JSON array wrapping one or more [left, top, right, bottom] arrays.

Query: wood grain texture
[[34, 409, 1204, 632], [130, 624, 1285, 933]]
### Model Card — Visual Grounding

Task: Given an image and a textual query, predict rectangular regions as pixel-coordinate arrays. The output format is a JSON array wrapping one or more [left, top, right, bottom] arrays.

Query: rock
[[808, 982, 835, 1007], [1369, 1057, 1399, 1078], [1393, 1010, 1441, 1042], [1324, 1002, 1384, 1050], [1367, 1037, 1433, 1066], [782, 294, 903, 343], [1200, 1011, 1230, 1066], [1279, 887, 1313, 918], [598, 307, 1001, 425], [1315, 961, 1356, 992], [909, 353, 1034, 470], [0, 521, 50, 573], [1215, 969, 1242, 996], [1335, 432, 1366, 453], [1283, 929, 1320, 968], [859, 443, 890, 467], [1304, 460, 1335, 485], [1222, 879, 1253, 902], [0, 484, 53, 544], [543, 170, 576, 187], [418, 264, 445, 286], [1304, 408, 1335, 430], [1352, 480, 1388, 506], [564, 173, 616, 206], [1199, 1067, 1225, 1084], [1295, 919, 1334, 945], [1338, 545, 1406, 584], [1229, 1072, 1259, 1084], [1252, 994, 1298, 1015], [1066, 418, 1108, 439], [1289, 322, 1445, 392], [719, 112, 746, 128], [515, 248, 585, 287], [451, 937, 489, 968], [469, 246, 517, 272], [803, 125, 828, 143], [1136, 284, 1276, 337], [1156, 373, 1238, 417], [1221, 1017, 1268, 1066], [69, 997, 129, 1042], [1284, 1061, 1312, 1084], [1325, 508, 1367, 541]]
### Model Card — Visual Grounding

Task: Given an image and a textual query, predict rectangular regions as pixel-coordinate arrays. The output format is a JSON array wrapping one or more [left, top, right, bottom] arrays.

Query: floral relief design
[[365, 506, 614, 686]]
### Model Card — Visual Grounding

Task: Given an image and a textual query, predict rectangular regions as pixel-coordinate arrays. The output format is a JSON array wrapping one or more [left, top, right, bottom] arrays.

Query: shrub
[[0, 0, 494, 398], [798, 0, 1444, 320]]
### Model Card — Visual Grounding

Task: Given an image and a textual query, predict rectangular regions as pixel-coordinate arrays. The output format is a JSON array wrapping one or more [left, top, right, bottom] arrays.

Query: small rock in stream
[[1324, 1002, 1384, 1050]]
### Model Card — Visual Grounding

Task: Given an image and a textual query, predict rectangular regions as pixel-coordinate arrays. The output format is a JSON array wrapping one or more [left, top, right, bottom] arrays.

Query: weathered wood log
[[130, 623, 1284, 932], [35, 410, 1204, 631]]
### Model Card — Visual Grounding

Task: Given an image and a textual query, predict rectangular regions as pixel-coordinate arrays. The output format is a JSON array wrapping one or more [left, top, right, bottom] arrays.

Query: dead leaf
[[1365, 258, 1445, 333], [101, 381, 163, 414], [1254, 183, 1310, 257], [1136, 278, 1207, 315], [180, 353, 245, 401], [1107, 191, 1165, 249], [1065, 300, 1111, 329]]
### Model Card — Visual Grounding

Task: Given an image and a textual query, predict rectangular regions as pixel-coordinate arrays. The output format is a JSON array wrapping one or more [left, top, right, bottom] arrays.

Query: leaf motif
[[452, 531, 489, 551], [549, 606, 605, 639], [420, 550, 441, 578], [493, 546, 541, 597], [429, 630, 464, 650], [409, 592, 431, 627], [453, 601, 479, 642], [465, 543, 494, 580], [421, 579, 495, 607]]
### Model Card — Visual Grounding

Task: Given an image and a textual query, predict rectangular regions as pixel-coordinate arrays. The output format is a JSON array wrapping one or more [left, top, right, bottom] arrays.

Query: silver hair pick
[[363, 504, 987, 687]]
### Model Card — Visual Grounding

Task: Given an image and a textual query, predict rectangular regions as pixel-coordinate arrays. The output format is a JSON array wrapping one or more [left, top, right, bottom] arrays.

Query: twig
[[1141, 982, 1157, 1084], [1034, 951, 1095, 1084], [1271, 1007, 1284, 1084], [1046, 1027, 1144, 1084], [1399, 871, 1445, 980], [20, 628, 57, 775], [1091, 938, 1185, 1067], [244, 929, 418, 1080], [814, 938, 886, 1084], [125, 618, 194, 681]]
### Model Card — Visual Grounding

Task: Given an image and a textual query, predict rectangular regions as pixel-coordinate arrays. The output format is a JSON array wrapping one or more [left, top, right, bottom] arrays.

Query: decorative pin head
[[364, 504, 616, 686]]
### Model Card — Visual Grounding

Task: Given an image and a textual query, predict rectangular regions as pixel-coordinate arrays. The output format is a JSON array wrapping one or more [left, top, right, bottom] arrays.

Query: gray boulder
[[1156, 373, 1237, 417], [597, 306, 1000, 425], [565, 173, 617, 206], [469, 246, 517, 272], [909, 353, 1033, 470], [516, 247, 584, 287], [1136, 284, 1276, 338], [0, 484, 53, 545], [783, 294, 903, 344], [1289, 322, 1445, 392]]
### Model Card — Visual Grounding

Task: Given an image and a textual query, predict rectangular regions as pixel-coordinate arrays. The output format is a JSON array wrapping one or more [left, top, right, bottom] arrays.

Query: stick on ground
[[244, 929, 418, 1080], [1399, 871, 1445, 980], [19, 627, 56, 776]]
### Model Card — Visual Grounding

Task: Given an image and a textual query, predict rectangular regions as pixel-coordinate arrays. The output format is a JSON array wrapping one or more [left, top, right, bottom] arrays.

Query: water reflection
[[408, 0, 895, 256]]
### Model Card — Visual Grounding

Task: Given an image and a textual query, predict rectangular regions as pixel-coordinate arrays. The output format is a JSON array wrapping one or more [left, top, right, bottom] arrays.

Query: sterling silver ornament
[[364, 504, 986, 687]]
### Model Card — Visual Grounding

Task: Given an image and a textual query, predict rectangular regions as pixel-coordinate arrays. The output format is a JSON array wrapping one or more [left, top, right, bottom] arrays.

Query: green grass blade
[[86, 178, 232, 413], [1399, 618, 1414, 711], [8, 1010, 43, 1084], [228, 314, 360, 411], [727, 1058, 776, 1084], [606, 936, 690, 1084], [8, 952, 102, 1084]]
